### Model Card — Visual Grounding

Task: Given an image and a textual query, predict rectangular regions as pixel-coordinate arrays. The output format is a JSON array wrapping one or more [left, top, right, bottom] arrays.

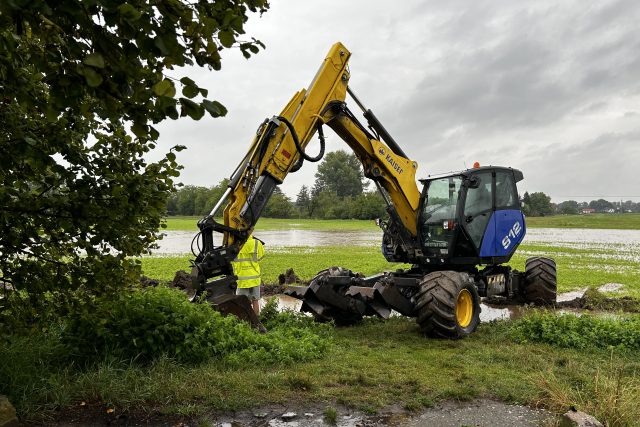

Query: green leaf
[[83, 67, 103, 87], [153, 79, 175, 97], [179, 77, 196, 87], [202, 100, 227, 118], [179, 98, 205, 120], [219, 30, 235, 48], [131, 122, 148, 138], [149, 126, 160, 140], [118, 3, 141, 21], [83, 53, 105, 68], [182, 84, 199, 99]]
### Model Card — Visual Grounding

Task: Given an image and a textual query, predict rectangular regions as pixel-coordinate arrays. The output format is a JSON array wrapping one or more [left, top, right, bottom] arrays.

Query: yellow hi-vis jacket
[[232, 235, 265, 289]]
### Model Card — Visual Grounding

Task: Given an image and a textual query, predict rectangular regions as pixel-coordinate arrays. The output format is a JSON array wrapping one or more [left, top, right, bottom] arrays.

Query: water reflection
[[152, 227, 640, 255]]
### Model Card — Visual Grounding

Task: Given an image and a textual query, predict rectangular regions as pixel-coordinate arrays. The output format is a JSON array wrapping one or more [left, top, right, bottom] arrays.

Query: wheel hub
[[456, 289, 473, 328]]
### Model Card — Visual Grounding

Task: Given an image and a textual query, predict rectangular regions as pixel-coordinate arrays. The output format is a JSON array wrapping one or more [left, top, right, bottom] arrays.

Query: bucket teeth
[[286, 274, 393, 323]]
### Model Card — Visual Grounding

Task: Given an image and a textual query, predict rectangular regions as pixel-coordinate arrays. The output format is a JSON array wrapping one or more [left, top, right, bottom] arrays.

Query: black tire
[[523, 257, 557, 305], [414, 271, 481, 339]]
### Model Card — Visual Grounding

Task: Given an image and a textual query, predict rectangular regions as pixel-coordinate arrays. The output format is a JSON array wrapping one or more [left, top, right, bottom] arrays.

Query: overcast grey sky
[[155, 0, 640, 203]]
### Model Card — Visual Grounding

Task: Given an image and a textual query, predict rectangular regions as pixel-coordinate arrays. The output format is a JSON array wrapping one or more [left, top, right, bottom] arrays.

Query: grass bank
[[140, 242, 640, 299], [164, 213, 640, 231], [3, 315, 639, 425], [525, 213, 640, 230]]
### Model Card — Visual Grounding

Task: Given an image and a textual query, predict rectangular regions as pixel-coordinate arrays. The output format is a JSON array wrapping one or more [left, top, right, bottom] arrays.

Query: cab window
[[463, 171, 493, 249], [495, 170, 518, 209], [464, 172, 493, 217], [421, 176, 462, 252]]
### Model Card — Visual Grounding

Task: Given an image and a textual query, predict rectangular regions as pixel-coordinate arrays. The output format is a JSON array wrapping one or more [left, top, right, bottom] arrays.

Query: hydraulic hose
[[276, 116, 325, 163]]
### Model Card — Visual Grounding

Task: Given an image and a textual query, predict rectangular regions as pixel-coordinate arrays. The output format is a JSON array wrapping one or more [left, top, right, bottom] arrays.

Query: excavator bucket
[[284, 267, 396, 325], [187, 270, 265, 331], [208, 294, 264, 330]]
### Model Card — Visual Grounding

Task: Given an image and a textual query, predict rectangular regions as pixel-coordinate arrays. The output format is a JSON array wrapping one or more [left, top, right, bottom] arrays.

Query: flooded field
[[153, 227, 640, 255]]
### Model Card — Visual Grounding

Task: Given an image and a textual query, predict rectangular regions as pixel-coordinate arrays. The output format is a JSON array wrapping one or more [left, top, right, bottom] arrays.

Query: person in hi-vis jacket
[[231, 234, 265, 315]]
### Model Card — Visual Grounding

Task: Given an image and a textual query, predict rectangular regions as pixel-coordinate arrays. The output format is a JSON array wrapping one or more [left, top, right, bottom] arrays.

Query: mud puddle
[[557, 282, 625, 302], [261, 294, 526, 323], [260, 281, 627, 323], [212, 399, 554, 427]]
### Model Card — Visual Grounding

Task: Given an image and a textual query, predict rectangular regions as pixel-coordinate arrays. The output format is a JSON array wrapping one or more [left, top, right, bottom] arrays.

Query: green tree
[[0, 0, 268, 295], [525, 192, 553, 217], [557, 200, 579, 215], [263, 187, 294, 218], [313, 150, 365, 198], [309, 189, 341, 219], [295, 185, 311, 217], [166, 179, 229, 216], [589, 199, 614, 213], [352, 191, 387, 219], [521, 192, 531, 216]]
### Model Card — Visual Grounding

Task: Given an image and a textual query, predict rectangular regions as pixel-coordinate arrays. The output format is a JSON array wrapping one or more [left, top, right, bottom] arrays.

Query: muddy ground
[[47, 399, 555, 426], [147, 268, 637, 322]]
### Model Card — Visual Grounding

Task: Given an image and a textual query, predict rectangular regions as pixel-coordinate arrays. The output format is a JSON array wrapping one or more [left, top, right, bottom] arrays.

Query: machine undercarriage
[[285, 256, 557, 338]]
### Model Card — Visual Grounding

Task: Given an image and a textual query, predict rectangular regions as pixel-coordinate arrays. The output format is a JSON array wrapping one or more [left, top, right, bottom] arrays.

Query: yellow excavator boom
[[192, 42, 420, 291]]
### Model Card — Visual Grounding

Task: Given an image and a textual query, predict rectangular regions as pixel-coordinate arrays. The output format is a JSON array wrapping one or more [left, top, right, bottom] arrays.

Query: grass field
[[164, 213, 640, 231], [525, 213, 640, 230], [140, 240, 640, 299]]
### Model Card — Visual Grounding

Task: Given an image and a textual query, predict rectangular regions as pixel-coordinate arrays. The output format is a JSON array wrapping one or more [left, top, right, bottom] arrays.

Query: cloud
[[153, 0, 640, 204]]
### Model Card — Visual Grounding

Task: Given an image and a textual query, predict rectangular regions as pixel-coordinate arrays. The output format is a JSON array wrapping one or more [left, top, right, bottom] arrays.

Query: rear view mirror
[[466, 176, 480, 189]]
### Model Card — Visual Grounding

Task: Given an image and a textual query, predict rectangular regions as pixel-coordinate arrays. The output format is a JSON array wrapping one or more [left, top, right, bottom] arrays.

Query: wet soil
[[199, 399, 553, 427], [151, 269, 637, 324], [45, 399, 554, 426]]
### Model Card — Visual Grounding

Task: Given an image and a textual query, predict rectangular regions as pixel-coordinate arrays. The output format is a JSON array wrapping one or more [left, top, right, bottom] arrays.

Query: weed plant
[[0, 287, 333, 420], [62, 286, 333, 364], [510, 311, 640, 351]]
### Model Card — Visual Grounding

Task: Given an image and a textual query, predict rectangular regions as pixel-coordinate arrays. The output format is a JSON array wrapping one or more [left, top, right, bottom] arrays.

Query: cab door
[[461, 171, 493, 253], [478, 169, 526, 258]]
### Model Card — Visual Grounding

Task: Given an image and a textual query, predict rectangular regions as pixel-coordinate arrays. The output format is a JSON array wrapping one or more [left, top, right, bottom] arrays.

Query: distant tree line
[[167, 152, 640, 219], [522, 192, 640, 216], [167, 151, 387, 219]]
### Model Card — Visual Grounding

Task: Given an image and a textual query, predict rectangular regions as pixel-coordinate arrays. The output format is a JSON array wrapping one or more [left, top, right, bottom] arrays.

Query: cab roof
[[419, 166, 524, 184]]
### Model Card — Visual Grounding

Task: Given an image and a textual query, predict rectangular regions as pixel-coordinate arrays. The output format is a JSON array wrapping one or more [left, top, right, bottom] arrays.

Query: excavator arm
[[191, 42, 421, 292]]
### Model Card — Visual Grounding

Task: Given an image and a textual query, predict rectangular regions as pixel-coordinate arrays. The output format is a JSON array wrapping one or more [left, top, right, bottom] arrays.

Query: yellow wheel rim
[[456, 289, 473, 328]]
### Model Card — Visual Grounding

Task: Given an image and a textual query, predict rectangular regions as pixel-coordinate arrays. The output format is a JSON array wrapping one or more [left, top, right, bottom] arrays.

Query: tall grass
[[534, 359, 640, 427]]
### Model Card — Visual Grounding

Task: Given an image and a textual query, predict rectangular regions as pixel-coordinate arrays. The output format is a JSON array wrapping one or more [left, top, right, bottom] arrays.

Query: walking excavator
[[190, 42, 557, 338]]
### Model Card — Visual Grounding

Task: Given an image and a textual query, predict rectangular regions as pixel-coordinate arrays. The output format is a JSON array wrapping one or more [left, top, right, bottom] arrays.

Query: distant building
[[581, 208, 596, 214]]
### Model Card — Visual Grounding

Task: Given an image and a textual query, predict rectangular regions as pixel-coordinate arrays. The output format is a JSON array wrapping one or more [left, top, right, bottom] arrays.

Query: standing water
[[260, 294, 525, 323], [152, 227, 640, 254]]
